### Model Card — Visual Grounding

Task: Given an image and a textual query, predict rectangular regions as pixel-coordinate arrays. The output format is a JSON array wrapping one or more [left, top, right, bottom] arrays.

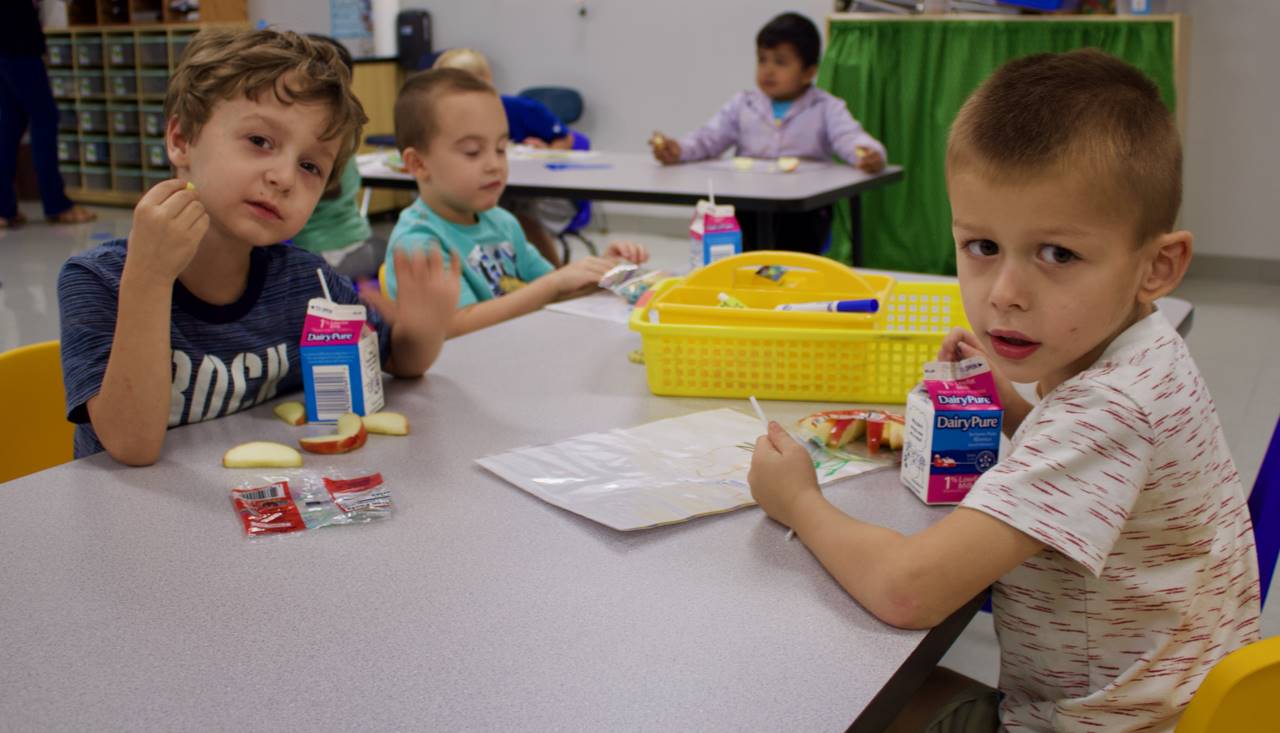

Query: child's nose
[[264, 160, 295, 192], [989, 262, 1030, 311]]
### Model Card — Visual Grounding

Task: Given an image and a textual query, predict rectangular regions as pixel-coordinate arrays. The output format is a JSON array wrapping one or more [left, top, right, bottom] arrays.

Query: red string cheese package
[[230, 469, 393, 537]]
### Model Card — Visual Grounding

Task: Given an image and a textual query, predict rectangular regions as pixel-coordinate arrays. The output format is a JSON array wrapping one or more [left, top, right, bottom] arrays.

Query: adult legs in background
[[0, 55, 94, 226]]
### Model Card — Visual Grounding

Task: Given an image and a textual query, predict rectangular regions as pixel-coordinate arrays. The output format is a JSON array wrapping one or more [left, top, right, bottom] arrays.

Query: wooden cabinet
[[351, 58, 415, 215], [67, 0, 246, 26]]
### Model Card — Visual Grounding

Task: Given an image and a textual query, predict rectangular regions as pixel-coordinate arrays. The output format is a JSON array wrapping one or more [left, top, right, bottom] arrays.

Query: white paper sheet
[[477, 409, 890, 531], [543, 292, 636, 324]]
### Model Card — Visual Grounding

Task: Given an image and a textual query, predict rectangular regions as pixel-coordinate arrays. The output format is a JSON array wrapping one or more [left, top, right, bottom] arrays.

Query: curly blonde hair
[[164, 28, 368, 185]]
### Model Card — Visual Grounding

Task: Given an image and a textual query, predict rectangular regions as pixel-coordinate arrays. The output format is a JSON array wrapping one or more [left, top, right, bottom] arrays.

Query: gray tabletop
[[0, 309, 975, 732], [359, 151, 905, 212]]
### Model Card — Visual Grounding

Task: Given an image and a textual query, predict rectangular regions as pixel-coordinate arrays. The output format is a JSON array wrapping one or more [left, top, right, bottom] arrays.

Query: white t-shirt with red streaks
[[961, 310, 1261, 732]]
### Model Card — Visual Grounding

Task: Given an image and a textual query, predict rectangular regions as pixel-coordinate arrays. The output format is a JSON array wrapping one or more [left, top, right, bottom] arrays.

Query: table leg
[[849, 196, 864, 267], [754, 210, 776, 250]]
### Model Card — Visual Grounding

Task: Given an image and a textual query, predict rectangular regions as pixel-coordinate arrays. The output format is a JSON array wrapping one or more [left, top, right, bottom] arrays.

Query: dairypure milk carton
[[900, 356, 1003, 505], [299, 298, 384, 423], [689, 200, 743, 270]]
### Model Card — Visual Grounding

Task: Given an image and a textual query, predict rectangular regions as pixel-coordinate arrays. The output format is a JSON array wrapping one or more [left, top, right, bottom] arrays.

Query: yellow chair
[[0, 341, 75, 484], [1176, 635, 1280, 732]]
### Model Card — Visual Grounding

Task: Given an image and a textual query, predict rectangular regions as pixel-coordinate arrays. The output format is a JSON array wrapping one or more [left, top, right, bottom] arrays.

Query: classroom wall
[[249, 0, 1279, 269], [1179, 1, 1280, 267]]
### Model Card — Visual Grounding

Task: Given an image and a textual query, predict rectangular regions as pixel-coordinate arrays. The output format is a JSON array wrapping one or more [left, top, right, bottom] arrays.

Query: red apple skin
[[298, 414, 366, 455]]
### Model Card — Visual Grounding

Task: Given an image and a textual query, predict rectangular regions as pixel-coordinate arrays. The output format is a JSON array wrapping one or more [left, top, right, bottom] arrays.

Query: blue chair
[[549, 129, 598, 262], [517, 86, 584, 126], [1251, 416, 1280, 606]]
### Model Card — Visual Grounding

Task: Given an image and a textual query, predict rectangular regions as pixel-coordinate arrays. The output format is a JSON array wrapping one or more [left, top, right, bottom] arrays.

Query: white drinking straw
[[316, 268, 332, 302]]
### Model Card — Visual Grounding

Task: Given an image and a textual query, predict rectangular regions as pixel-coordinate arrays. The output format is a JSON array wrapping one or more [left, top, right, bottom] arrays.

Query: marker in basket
[[749, 396, 797, 542], [718, 292, 747, 309], [775, 298, 879, 314]]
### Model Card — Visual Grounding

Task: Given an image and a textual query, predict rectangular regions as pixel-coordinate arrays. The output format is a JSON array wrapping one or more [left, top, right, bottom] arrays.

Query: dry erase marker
[[544, 162, 612, 170], [776, 299, 879, 314]]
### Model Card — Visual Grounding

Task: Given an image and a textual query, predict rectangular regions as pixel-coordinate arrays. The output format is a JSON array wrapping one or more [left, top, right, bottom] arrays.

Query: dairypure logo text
[[936, 394, 993, 406], [936, 414, 1000, 431], [305, 332, 355, 343]]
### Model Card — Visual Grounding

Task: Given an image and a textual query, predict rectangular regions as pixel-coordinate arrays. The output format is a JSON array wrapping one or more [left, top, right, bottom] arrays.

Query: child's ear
[[165, 116, 192, 171], [1138, 230, 1193, 304], [402, 146, 429, 181], [802, 64, 819, 85]]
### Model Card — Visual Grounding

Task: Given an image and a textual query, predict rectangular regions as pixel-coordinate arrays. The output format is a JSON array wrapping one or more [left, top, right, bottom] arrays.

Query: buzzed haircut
[[757, 12, 821, 68], [394, 67, 499, 152], [948, 48, 1181, 241]]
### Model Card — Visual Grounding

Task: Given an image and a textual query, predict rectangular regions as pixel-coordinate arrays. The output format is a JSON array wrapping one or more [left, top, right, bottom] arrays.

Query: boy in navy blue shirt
[[58, 29, 459, 464]]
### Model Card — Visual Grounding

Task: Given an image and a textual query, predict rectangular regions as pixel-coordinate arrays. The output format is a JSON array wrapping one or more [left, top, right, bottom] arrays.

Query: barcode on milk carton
[[310, 364, 352, 421]]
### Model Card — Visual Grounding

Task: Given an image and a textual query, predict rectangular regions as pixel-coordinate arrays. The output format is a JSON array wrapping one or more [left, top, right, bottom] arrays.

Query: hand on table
[[549, 255, 617, 297], [650, 132, 681, 165], [605, 240, 649, 264], [856, 148, 885, 173]]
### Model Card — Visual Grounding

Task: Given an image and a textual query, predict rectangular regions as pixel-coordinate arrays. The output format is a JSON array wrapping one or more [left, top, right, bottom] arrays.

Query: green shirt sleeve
[[292, 159, 373, 253]]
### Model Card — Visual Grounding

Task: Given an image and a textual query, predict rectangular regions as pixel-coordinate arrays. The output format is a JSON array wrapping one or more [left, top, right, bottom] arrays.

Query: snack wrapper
[[599, 263, 669, 305], [794, 408, 905, 463], [230, 468, 393, 537]]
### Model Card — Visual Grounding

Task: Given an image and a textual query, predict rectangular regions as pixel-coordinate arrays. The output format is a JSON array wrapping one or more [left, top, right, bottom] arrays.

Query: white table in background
[[358, 150, 904, 255]]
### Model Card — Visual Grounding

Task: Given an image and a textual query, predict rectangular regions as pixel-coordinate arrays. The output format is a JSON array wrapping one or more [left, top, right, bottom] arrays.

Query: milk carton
[[900, 356, 1003, 505], [299, 298, 384, 423], [689, 200, 743, 270]]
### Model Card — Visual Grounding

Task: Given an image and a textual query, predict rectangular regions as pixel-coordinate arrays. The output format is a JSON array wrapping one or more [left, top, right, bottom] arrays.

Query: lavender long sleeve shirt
[[677, 86, 887, 166]]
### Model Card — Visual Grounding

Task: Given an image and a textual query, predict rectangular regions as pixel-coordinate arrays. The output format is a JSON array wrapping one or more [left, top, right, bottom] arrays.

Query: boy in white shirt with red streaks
[[748, 49, 1261, 732]]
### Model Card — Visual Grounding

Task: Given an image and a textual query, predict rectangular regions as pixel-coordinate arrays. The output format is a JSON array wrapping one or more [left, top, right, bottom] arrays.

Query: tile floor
[[2, 201, 1277, 685]]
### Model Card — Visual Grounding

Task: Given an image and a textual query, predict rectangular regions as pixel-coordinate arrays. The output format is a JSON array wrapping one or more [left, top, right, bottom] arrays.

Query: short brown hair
[[948, 49, 1181, 241], [394, 68, 498, 152], [165, 28, 368, 185]]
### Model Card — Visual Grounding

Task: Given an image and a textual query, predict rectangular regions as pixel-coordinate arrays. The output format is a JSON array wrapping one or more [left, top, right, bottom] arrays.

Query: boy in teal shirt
[[382, 69, 647, 336], [386, 196, 550, 307]]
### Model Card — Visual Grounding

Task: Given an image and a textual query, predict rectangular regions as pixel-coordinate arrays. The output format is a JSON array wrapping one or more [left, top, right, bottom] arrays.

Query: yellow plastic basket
[[629, 252, 970, 404]]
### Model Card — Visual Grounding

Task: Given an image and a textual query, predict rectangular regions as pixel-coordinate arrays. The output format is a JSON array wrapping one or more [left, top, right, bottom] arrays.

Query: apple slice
[[829, 418, 866, 449], [223, 441, 303, 468], [362, 411, 409, 436], [732, 156, 754, 171], [777, 156, 799, 173], [299, 413, 367, 454], [272, 400, 307, 426], [885, 420, 905, 451]]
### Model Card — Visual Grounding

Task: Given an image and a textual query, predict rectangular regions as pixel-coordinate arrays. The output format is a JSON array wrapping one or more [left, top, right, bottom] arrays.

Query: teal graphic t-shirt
[[384, 198, 554, 307]]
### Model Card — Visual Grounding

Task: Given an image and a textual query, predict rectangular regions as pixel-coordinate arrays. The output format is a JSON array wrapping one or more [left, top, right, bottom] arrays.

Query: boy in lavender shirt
[[651, 12, 886, 254]]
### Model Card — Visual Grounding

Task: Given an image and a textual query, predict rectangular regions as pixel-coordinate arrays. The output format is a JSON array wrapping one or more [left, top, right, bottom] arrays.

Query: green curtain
[[818, 19, 1176, 274]]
